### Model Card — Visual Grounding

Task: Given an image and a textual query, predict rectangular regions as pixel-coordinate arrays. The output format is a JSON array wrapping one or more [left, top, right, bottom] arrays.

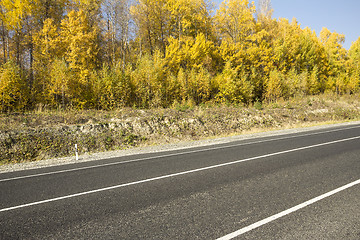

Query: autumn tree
[[131, 0, 170, 56], [71, 0, 101, 23], [32, 18, 62, 102], [167, 0, 214, 41], [59, 9, 100, 107], [215, 61, 253, 104], [258, 0, 272, 20], [102, 0, 132, 68], [0, 0, 357, 111], [320, 27, 347, 77], [215, 0, 255, 44], [166, 32, 218, 73], [32, 0, 68, 25], [130, 51, 168, 108], [61, 10, 100, 76], [265, 69, 287, 101], [92, 64, 132, 109], [0, 61, 28, 111], [0, 5, 8, 64], [272, 18, 302, 73], [348, 37, 360, 93], [46, 58, 72, 107], [30, 0, 68, 73], [0, 0, 32, 66]]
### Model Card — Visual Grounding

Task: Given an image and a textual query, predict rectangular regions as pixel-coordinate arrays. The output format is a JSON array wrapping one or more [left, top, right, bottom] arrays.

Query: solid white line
[[217, 178, 360, 240], [1, 125, 359, 183], [1, 135, 359, 213]]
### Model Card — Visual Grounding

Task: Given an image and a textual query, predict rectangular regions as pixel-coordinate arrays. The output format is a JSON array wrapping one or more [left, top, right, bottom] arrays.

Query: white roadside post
[[75, 144, 79, 161]]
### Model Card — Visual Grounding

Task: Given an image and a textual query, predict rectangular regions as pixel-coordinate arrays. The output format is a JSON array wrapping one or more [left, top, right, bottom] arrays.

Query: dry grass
[[1, 94, 360, 164]]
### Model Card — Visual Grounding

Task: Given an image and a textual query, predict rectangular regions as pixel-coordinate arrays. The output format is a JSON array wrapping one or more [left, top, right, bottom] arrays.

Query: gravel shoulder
[[1, 120, 359, 173]]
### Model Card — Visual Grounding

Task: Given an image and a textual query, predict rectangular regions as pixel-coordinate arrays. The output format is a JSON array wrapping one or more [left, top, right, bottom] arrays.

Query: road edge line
[[216, 179, 360, 240], [1, 136, 360, 213], [1, 125, 360, 182]]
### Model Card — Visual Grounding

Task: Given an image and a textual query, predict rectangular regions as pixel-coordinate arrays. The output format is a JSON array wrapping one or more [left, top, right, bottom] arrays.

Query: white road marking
[[1, 135, 359, 213], [1, 125, 359, 183], [217, 178, 360, 240]]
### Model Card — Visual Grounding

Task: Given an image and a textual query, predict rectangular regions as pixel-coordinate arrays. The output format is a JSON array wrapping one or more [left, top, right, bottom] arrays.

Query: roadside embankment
[[1, 95, 359, 164]]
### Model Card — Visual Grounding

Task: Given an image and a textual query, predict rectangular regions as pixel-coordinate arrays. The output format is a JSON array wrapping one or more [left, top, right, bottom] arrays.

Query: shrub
[[92, 64, 131, 110], [216, 62, 254, 104], [0, 61, 29, 112], [265, 69, 286, 101]]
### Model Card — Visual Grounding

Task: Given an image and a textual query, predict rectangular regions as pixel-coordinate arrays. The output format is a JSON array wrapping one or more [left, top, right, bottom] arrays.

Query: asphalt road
[[1, 123, 360, 239]]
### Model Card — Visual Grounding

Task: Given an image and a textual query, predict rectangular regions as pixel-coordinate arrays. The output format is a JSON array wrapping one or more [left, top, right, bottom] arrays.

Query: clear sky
[[213, 0, 360, 50]]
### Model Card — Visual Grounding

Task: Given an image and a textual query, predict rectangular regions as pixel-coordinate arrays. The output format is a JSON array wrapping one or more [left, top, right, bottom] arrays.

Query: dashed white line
[[1, 125, 359, 183], [1, 135, 359, 213], [217, 178, 360, 240]]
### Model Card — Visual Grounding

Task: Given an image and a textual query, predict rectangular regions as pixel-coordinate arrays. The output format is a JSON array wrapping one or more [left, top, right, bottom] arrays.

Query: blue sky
[[213, 0, 360, 49]]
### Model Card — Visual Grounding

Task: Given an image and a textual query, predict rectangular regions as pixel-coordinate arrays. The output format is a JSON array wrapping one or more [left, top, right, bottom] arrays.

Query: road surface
[[1, 123, 360, 239]]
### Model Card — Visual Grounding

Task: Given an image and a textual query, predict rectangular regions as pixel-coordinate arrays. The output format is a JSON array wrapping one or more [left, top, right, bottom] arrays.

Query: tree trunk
[[1, 22, 6, 64]]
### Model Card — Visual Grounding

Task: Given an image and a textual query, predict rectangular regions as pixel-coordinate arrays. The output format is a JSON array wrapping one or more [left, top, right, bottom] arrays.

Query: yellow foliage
[[307, 66, 321, 95], [215, 0, 255, 44], [320, 27, 347, 76], [166, 33, 216, 72], [130, 52, 167, 108], [167, 0, 214, 39], [91, 64, 131, 109], [60, 10, 100, 77], [349, 37, 360, 75], [348, 70, 360, 94], [188, 67, 212, 104], [33, 18, 62, 69], [216, 62, 254, 104], [47, 59, 72, 107], [0, 0, 32, 30], [0, 0, 358, 111], [0, 61, 28, 111]]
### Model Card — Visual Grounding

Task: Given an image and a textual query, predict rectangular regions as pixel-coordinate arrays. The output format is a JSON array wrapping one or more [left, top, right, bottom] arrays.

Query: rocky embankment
[[1, 98, 359, 164]]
